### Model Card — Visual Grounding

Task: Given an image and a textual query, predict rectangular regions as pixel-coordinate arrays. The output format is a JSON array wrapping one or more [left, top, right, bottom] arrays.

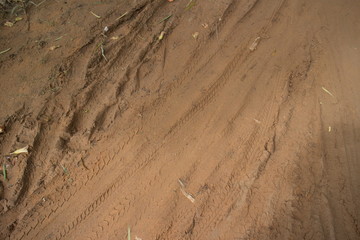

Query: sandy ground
[[0, 0, 359, 239]]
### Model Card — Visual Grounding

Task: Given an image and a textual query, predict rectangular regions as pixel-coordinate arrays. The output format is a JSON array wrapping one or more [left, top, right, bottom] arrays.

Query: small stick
[[249, 37, 261, 51], [0, 48, 11, 55], [128, 227, 131, 240], [322, 87, 334, 98], [101, 45, 108, 61], [180, 188, 195, 203], [159, 14, 172, 23], [54, 35, 64, 41], [116, 11, 128, 21], [3, 164, 7, 180], [185, 0, 195, 10], [60, 164, 69, 175], [90, 11, 101, 19], [178, 179, 185, 188]]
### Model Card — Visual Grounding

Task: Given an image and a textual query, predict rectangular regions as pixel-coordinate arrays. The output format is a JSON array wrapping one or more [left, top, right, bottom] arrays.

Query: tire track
[[191, 75, 281, 240], [9, 0, 282, 239], [9, 126, 141, 240], [8, 1, 171, 238], [31, 6, 260, 238], [157, 45, 283, 238], [142, 0, 260, 119], [81, 19, 278, 240], [60, 0, 287, 238]]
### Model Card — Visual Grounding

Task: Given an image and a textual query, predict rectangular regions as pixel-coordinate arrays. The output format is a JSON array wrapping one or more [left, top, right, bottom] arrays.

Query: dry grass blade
[[10, 146, 29, 155], [159, 14, 172, 23], [158, 31, 166, 40], [2, 164, 6, 181], [322, 87, 335, 97], [180, 188, 195, 203], [178, 179, 185, 188], [101, 45, 108, 61], [116, 11, 128, 20], [60, 164, 69, 175], [249, 37, 261, 51], [0, 48, 11, 55], [90, 11, 101, 18], [185, 0, 196, 10], [128, 227, 131, 240], [54, 35, 64, 41]]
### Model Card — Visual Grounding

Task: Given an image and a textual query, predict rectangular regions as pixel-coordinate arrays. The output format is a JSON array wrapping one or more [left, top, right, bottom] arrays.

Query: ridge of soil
[[0, 0, 359, 239]]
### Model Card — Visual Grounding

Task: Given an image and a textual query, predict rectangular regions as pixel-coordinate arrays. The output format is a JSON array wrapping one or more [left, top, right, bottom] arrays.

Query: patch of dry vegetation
[[0, 0, 29, 18]]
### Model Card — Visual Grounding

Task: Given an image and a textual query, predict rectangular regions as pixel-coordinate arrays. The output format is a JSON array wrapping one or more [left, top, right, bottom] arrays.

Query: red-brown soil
[[0, 0, 359, 239]]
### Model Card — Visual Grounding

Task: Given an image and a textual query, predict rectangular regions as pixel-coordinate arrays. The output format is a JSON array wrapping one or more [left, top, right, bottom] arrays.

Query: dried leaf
[[4, 21, 14, 27], [110, 36, 119, 40], [10, 146, 29, 155], [15, 17, 23, 22]]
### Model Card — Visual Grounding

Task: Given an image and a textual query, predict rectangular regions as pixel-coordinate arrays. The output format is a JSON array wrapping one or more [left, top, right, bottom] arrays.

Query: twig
[[322, 87, 334, 98], [159, 14, 172, 23], [178, 179, 185, 188], [128, 227, 131, 240], [249, 37, 261, 51], [54, 35, 65, 41], [60, 164, 69, 175], [2, 164, 7, 181], [101, 45, 108, 61], [180, 188, 195, 203], [0, 48, 11, 55], [185, 0, 196, 10], [90, 11, 101, 19], [178, 178, 195, 203], [116, 11, 128, 21]]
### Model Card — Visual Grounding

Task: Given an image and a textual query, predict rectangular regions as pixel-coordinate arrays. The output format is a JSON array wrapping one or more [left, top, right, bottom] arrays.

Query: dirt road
[[0, 0, 359, 239]]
